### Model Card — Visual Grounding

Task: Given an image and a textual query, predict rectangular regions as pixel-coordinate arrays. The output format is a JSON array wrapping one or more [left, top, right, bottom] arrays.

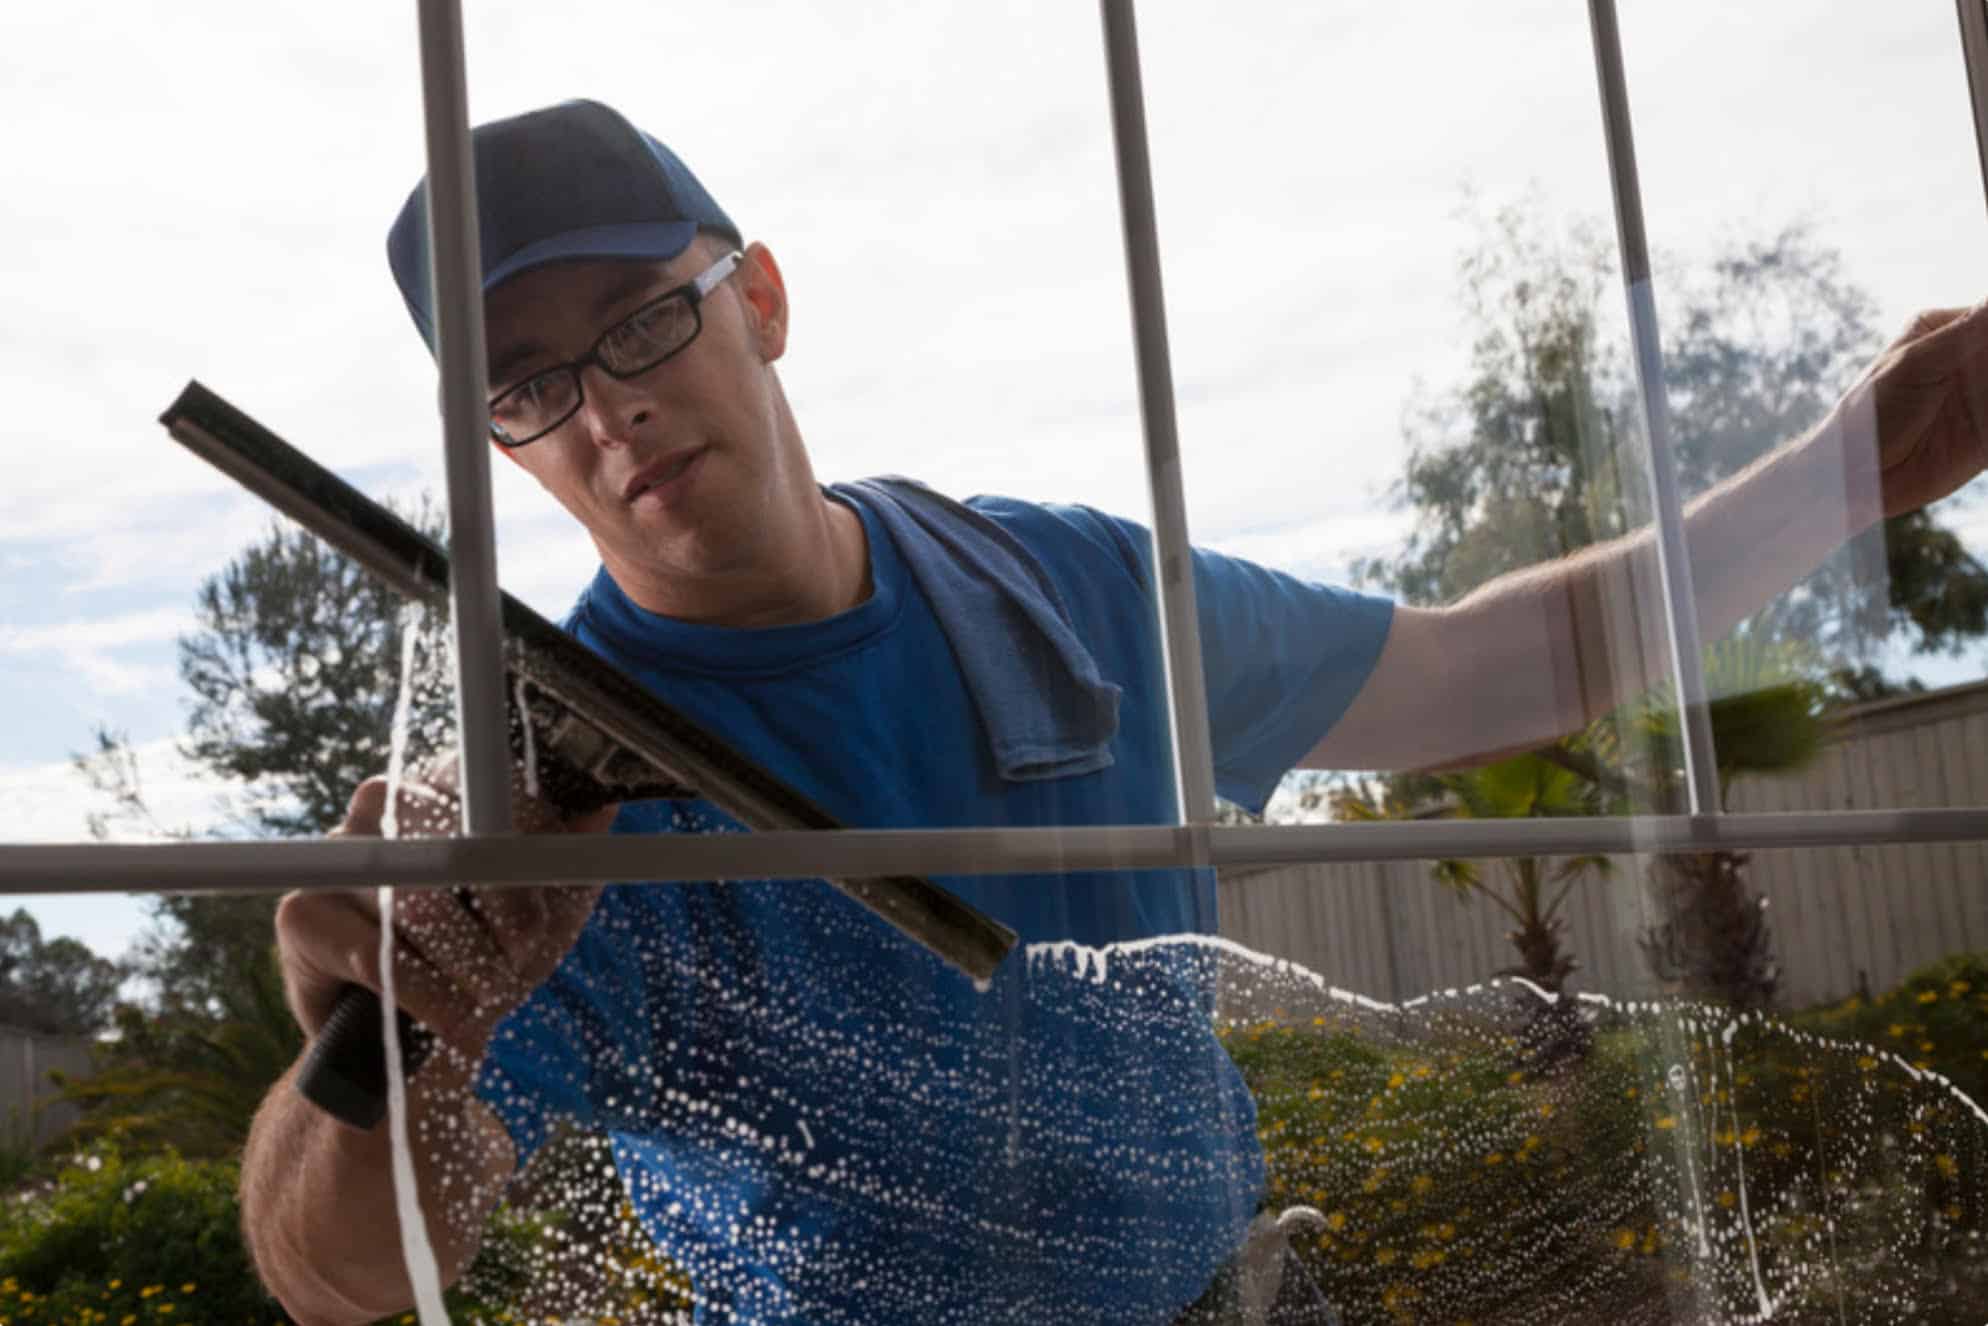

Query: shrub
[[1221, 961, 1988, 1325], [0, 1144, 277, 1324]]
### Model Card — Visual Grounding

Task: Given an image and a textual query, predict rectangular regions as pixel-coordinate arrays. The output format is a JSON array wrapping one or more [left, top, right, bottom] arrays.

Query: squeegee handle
[[297, 982, 435, 1131]]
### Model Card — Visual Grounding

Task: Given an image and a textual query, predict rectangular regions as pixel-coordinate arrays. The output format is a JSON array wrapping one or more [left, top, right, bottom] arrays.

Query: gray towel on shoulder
[[832, 478, 1121, 782]]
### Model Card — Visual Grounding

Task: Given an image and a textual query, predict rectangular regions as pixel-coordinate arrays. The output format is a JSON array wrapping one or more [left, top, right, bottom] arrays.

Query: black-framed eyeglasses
[[487, 249, 745, 447]]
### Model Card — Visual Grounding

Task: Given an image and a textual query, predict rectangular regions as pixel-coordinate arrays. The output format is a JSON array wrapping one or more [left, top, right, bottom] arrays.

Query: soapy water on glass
[[371, 607, 1988, 1325]]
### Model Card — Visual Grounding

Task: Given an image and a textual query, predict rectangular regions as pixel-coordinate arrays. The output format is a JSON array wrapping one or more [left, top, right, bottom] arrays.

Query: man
[[240, 99, 1988, 1325]]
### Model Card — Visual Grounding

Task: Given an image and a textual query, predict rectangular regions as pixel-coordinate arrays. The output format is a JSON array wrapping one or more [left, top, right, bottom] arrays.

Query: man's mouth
[[624, 449, 704, 504]]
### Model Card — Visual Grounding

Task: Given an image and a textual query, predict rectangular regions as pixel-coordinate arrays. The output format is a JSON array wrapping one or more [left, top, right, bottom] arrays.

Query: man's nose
[[573, 364, 656, 447]]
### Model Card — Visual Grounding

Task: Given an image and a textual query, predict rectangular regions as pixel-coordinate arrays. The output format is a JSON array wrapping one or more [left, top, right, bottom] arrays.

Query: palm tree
[[1629, 641, 1829, 1010], [1336, 633, 1829, 1020], [1335, 752, 1613, 994]]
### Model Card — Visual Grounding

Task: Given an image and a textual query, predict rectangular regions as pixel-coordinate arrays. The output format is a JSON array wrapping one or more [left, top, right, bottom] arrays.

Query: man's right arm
[[240, 1045, 514, 1325], [239, 772, 615, 1326]]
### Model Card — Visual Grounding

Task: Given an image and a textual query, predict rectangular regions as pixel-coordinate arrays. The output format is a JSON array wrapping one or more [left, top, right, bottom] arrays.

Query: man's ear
[[736, 241, 788, 363]]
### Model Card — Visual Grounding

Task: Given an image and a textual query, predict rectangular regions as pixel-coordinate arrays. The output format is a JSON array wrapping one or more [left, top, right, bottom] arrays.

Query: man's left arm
[[1304, 302, 1988, 774]]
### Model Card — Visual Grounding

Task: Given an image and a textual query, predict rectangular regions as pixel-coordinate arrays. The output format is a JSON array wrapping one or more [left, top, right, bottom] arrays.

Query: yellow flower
[[1716, 1190, 1737, 1210], [1918, 990, 1939, 1004], [1506, 1070, 1524, 1086], [177, 1286, 194, 1296], [106, 1284, 119, 1293], [1949, 981, 1970, 997], [158, 1306, 174, 1316], [1614, 1227, 1636, 1250], [1858, 1056, 1878, 1072], [1739, 1127, 1761, 1148], [1654, 1115, 1677, 1131], [1936, 1153, 1959, 1179], [1375, 1248, 1398, 1266], [1326, 1210, 1347, 1231], [1410, 1174, 1434, 1196], [122, 1318, 136, 1326], [1484, 1152, 1505, 1166]]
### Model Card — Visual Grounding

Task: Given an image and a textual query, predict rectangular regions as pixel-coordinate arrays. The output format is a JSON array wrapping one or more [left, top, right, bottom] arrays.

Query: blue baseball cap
[[386, 99, 741, 345]]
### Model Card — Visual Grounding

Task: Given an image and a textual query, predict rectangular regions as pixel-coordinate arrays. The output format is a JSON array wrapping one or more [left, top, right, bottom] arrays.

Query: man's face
[[483, 240, 795, 592]]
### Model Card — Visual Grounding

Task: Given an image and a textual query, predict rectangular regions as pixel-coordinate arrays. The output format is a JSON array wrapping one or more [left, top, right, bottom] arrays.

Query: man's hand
[[276, 756, 618, 1069], [1839, 301, 1988, 519]]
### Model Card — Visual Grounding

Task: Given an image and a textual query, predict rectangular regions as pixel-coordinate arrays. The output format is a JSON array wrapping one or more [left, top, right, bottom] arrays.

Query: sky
[[2, 1, 1986, 962]]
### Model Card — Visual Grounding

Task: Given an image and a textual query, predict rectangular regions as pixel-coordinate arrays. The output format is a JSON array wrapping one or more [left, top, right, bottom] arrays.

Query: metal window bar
[[4, 9, 1986, 894], [1587, 0, 1722, 818], [418, 0, 512, 837], [1100, 0, 1221, 831], [1958, 0, 1988, 208], [3, 811, 1985, 897]]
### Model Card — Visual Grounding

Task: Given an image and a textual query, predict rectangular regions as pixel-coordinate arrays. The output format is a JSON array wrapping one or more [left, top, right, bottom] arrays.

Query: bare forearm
[[1456, 414, 1883, 739], [240, 1057, 514, 1326], [1314, 417, 1883, 772]]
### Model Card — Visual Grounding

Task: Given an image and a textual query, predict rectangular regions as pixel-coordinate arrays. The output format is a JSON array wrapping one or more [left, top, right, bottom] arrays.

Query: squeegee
[[159, 380, 1019, 1131]]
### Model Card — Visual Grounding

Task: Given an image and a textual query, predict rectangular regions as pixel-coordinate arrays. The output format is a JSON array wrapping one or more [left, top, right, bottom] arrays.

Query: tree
[[1357, 201, 1988, 678], [0, 910, 124, 1038], [177, 503, 453, 839], [1343, 198, 1982, 1011], [1626, 637, 1830, 1009], [1333, 752, 1612, 996], [63, 504, 448, 1152], [76, 503, 451, 1005]]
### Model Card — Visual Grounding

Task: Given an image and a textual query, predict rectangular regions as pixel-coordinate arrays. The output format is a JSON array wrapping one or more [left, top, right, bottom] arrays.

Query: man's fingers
[[1901, 306, 1970, 344], [331, 777, 391, 839], [275, 888, 469, 1039], [441, 880, 603, 991]]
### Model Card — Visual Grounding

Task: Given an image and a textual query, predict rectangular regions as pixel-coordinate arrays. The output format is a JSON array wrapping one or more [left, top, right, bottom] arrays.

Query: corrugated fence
[[1218, 679, 1988, 1011], [0, 1025, 91, 1153]]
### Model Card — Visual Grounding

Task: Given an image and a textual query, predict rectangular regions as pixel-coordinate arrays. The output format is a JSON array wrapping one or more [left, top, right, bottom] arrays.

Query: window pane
[[1140, 3, 1693, 815], [1621, 0, 1988, 810]]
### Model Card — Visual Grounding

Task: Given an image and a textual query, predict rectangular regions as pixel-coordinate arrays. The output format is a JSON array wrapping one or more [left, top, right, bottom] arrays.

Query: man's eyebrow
[[488, 339, 548, 385], [590, 264, 673, 318], [487, 264, 679, 383]]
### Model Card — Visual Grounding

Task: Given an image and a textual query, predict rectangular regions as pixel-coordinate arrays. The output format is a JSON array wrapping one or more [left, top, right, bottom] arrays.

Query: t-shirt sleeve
[[1072, 508, 1393, 816], [1190, 544, 1393, 813]]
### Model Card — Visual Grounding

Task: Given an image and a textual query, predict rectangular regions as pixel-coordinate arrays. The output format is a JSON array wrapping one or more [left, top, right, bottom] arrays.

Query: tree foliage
[[0, 909, 124, 1038], [1358, 202, 1988, 676], [63, 503, 449, 1152], [177, 503, 451, 839]]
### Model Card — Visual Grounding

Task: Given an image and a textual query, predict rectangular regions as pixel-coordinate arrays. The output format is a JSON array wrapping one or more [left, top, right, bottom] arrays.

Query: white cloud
[[0, 608, 188, 697]]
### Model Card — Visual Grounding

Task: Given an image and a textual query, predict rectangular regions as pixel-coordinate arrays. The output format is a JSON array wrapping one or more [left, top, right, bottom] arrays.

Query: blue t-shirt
[[475, 494, 1392, 1325]]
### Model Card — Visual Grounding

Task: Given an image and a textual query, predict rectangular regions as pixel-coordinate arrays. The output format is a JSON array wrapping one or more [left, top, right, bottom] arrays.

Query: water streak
[[380, 604, 450, 1326]]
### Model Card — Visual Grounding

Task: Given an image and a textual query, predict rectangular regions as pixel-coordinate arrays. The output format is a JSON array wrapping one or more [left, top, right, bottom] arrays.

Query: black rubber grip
[[296, 984, 436, 1131]]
